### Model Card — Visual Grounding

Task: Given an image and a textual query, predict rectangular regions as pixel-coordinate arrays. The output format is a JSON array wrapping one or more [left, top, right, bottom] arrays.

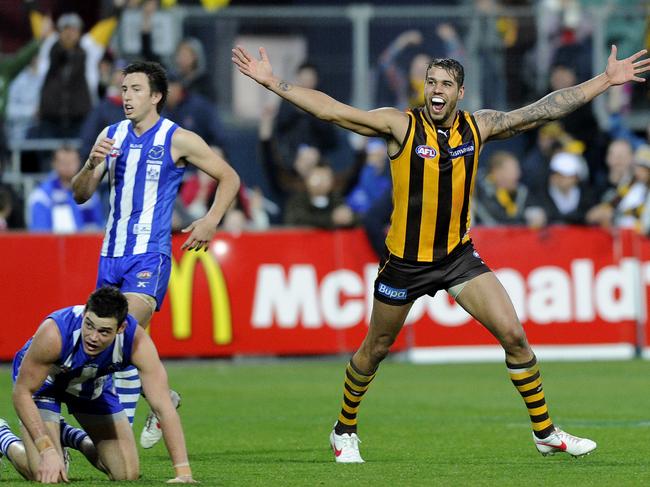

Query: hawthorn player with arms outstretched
[[233, 44, 650, 462]]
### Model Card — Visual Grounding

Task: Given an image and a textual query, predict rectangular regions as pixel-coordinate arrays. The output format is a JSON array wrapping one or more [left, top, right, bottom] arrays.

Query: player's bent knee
[[500, 328, 529, 354], [369, 337, 394, 364]]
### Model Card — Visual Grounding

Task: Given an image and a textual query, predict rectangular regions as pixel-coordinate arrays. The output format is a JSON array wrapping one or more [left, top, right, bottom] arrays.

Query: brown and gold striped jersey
[[385, 108, 482, 262]]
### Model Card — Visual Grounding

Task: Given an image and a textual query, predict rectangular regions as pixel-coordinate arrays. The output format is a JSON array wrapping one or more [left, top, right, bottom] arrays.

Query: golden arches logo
[[168, 251, 232, 345]]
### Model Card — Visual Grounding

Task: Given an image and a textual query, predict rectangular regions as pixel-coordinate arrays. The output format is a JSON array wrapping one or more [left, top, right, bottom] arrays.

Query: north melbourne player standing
[[71, 61, 240, 447], [232, 44, 650, 462]]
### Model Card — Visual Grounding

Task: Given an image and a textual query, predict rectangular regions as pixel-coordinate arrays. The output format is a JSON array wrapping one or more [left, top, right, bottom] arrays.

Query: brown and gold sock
[[334, 360, 376, 435], [507, 355, 555, 439]]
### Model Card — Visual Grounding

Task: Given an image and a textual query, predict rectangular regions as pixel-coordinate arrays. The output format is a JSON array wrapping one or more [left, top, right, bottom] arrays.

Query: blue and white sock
[[0, 422, 20, 461], [114, 366, 141, 425], [59, 418, 88, 450]]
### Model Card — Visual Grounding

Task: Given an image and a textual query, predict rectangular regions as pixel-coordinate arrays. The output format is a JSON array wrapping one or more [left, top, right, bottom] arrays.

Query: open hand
[[605, 45, 650, 86], [231, 46, 275, 87]]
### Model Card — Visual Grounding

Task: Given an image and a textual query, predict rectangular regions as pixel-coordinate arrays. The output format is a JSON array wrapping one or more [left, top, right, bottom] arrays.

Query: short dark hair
[[426, 58, 465, 87], [86, 286, 129, 327], [123, 61, 168, 113]]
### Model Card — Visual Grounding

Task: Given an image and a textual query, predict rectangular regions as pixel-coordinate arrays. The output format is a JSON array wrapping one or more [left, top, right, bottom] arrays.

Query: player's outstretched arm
[[172, 128, 241, 252], [232, 45, 408, 140], [475, 45, 650, 142], [72, 127, 111, 204], [13, 320, 69, 484], [132, 328, 196, 484]]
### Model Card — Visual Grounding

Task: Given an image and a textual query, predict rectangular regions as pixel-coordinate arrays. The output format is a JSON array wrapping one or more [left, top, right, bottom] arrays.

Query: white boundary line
[[406, 344, 636, 364]]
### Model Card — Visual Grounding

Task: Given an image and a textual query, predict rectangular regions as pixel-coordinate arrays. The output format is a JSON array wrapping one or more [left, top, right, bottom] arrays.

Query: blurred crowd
[[0, 0, 649, 257]]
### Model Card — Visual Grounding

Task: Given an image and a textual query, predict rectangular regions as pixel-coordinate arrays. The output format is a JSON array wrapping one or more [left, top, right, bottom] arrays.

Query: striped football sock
[[59, 418, 88, 450], [0, 422, 21, 461], [114, 366, 141, 426], [507, 355, 555, 439], [334, 360, 376, 435]]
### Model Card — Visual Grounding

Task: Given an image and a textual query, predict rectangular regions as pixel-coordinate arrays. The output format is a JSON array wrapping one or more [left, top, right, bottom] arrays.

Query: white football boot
[[533, 428, 597, 457], [140, 390, 181, 449], [330, 429, 364, 463]]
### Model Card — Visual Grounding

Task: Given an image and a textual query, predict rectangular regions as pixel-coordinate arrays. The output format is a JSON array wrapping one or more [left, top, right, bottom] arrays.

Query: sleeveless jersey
[[385, 108, 482, 262], [18, 306, 138, 401], [101, 117, 184, 257]]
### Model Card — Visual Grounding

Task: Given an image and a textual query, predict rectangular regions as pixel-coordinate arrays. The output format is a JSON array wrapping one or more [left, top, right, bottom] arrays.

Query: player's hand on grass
[[181, 217, 218, 252], [232, 46, 275, 88], [37, 448, 69, 484]]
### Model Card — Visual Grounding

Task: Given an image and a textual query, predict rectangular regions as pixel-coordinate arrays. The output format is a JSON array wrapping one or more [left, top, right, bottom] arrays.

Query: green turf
[[1, 359, 650, 486]]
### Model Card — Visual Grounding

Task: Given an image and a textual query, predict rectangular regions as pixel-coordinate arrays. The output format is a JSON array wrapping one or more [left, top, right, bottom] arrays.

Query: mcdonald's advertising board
[[0, 227, 647, 361]]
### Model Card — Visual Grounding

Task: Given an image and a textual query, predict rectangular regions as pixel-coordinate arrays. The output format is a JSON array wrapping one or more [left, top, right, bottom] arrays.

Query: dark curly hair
[[86, 286, 129, 327], [426, 58, 465, 87]]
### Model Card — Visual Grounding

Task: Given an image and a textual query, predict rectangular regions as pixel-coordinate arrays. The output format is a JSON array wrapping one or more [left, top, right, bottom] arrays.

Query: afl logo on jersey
[[415, 145, 437, 159], [109, 147, 122, 158], [148, 145, 165, 160]]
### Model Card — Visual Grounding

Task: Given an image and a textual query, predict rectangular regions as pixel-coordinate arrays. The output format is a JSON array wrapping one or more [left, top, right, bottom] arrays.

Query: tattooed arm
[[475, 45, 650, 142], [232, 45, 409, 143]]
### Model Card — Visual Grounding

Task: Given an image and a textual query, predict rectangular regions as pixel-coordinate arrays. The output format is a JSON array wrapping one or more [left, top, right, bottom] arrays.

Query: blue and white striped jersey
[[101, 117, 184, 257], [17, 306, 138, 401]]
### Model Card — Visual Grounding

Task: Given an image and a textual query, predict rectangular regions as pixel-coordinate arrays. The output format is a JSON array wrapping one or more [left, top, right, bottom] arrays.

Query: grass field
[[1, 359, 650, 486]]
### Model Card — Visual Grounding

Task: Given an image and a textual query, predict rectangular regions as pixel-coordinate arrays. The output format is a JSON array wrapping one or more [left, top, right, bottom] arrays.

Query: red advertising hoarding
[[0, 227, 647, 361]]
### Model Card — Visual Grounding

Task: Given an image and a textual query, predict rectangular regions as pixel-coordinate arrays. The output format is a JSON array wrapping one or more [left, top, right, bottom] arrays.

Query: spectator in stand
[[547, 62, 608, 187], [361, 187, 393, 259], [530, 151, 595, 225], [345, 138, 391, 216], [173, 37, 214, 102], [258, 104, 363, 220], [473, 150, 544, 227], [5, 56, 42, 143], [520, 121, 587, 194], [273, 62, 339, 162], [375, 25, 464, 111], [119, 0, 179, 64], [0, 183, 25, 229], [28, 147, 103, 233], [0, 10, 52, 156], [592, 144, 650, 230], [284, 162, 356, 230], [607, 84, 650, 151], [35, 4, 123, 139], [162, 71, 225, 150], [586, 138, 635, 228], [78, 59, 126, 158]]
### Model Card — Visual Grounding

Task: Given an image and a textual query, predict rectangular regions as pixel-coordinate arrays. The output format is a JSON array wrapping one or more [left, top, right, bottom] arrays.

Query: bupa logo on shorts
[[147, 145, 165, 160], [415, 145, 437, 159], [448, 142, 475, 158], [377, 283, 408, 300], [473, 250, 484, 264], [137, 271, 152, 279]]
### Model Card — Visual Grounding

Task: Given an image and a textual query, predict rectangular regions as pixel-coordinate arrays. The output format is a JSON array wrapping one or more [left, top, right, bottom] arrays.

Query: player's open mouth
[[431, 97, 446, 113], [124, 105, 134, 113], [85, 341, 98, 352]]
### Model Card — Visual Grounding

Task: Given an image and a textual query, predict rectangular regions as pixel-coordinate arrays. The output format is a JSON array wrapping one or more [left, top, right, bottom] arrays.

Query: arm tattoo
[[476, 85, 587, 140], [277, 80, 292, 92]]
